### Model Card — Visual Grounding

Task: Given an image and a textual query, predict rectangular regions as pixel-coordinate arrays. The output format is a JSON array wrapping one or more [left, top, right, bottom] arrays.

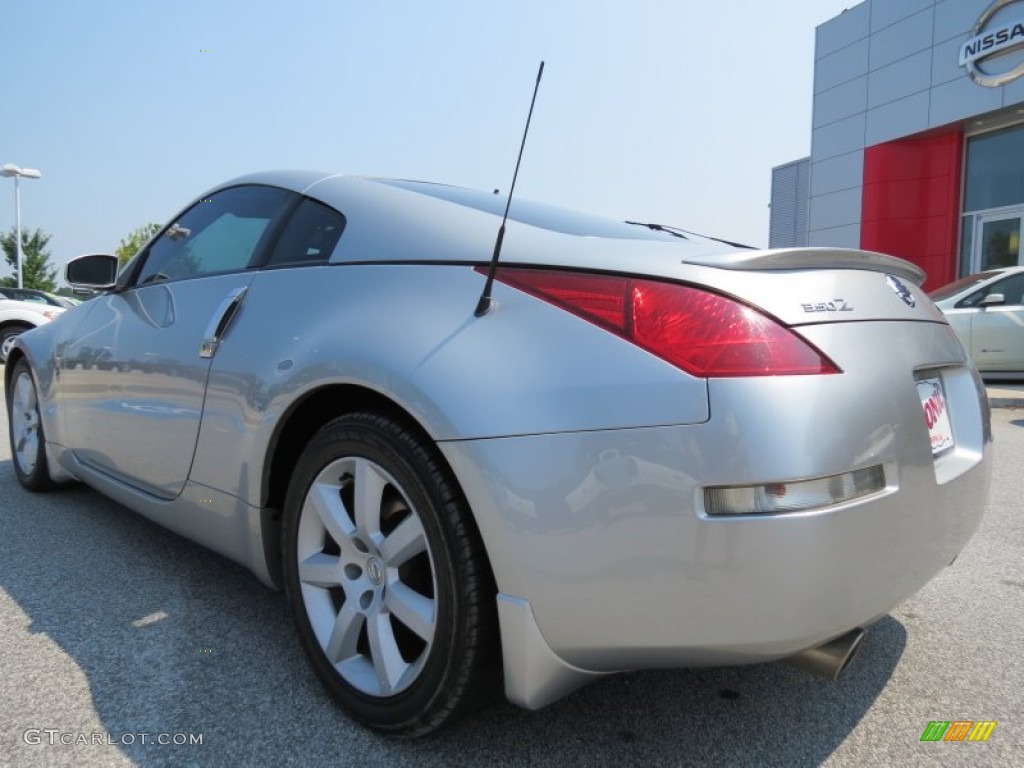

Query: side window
[[993, 273, 1024, 305], [10, 290, 46, 304], [958, 288, 987, 308], [265, 198, 346, 267], [135, 185, 294, 286], [960, 273, 1024, 307]]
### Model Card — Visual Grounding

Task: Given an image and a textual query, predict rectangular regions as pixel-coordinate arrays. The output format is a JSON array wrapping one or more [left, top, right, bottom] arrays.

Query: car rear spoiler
[[685, 248, 926, 286]]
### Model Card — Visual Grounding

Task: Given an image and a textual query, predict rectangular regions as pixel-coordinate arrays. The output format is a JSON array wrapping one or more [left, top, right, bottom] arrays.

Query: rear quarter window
[[266, 198, 346, 267]]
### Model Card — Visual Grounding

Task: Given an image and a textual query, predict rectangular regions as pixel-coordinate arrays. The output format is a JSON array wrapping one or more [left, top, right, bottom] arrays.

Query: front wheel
[[282, 412, 498, 736], [6, 360, 56, 491]]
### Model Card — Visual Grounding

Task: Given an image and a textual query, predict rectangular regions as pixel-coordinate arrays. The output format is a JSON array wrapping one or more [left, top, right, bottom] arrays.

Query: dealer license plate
[[917, 377, 954, 455]]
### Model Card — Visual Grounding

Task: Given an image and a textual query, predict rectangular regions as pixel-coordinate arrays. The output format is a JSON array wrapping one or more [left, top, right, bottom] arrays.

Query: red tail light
[[478, 267, 840, 377]]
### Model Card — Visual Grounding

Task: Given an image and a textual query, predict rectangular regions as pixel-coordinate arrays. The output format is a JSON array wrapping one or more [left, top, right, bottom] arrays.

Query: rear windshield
[[375, 179, 684, 242], [929, 271, 1003, 302]]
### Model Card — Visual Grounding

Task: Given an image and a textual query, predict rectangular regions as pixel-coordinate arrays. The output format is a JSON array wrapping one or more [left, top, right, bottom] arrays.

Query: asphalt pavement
[[0, 393, 1022, 767]]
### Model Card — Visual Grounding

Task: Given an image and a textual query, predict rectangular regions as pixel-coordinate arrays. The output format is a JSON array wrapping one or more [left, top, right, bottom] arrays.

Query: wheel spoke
[[324, 602, 364, 663], [367, 613, 407, 694], [308, 482, 355, 544], [16, 432, 37, 473], [386, 582, 435, 642], [353, 459, 387, 541], [17, 376, 35, 411], [298, 552, 341, 588], [380, 514, 427, 567], [11, 373, 39, 476]]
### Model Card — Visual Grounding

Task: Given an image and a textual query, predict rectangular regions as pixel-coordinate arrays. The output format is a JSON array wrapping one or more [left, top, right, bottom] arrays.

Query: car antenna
[[475, 61, 545, 317]]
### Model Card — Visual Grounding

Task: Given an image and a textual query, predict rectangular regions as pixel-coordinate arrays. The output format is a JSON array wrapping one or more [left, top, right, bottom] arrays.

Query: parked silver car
[[5, 172, 992, 735], [930, 266, 1024, 378]]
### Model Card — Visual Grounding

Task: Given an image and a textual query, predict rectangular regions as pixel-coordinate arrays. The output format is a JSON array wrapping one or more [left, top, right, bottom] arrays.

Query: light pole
[[1, 163, 43, 289]]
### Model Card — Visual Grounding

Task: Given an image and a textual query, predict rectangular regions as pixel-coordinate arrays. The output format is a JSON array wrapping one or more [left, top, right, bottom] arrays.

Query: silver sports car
[[5, 171, 992, 736]]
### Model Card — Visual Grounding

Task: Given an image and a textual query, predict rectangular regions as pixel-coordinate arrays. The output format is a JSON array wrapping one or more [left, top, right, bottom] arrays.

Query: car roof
[[203, 171, 742, 271]]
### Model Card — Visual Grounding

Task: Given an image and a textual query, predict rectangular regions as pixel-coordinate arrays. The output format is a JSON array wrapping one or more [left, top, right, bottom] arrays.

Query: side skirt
[[51, 443, 275, 588]]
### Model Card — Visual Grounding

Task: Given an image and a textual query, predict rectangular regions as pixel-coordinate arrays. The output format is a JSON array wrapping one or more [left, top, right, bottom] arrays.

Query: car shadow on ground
[[0, 460, 904, 768]]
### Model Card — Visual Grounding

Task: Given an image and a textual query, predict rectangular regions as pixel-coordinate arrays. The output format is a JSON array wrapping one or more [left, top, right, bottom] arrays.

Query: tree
[[1, 227, 58, 291], [116, 222, 162, 267]]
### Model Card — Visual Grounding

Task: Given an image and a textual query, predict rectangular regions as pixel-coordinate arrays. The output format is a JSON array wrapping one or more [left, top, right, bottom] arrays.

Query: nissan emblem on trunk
[[886, 275, 915, 307]]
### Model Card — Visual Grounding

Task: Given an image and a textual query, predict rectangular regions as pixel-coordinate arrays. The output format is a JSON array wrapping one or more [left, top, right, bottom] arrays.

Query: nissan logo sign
[[960, 0, 1024, 86]]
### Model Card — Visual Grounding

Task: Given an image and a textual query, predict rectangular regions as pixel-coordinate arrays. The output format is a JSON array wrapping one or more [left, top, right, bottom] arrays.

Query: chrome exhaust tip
[[780, 628, 865, 681]]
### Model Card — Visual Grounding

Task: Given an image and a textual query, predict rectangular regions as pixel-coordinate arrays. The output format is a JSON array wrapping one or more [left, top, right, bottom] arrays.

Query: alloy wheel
[[296, 456, 437, 697], [1, 334, 19, 363], [11, 370, 40, 476]]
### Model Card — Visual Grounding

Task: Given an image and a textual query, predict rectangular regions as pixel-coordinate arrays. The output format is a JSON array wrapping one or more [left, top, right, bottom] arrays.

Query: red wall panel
[[860, 130, 963, 290]]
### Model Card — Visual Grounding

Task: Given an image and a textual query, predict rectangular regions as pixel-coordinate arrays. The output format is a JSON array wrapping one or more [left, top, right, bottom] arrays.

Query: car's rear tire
[[1, 324, 32, 364], [282, 412, 498, 736], [6, 359, 56, 492]]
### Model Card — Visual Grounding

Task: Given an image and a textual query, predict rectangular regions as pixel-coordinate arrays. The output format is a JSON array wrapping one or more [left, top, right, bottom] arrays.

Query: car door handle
[[200, 287, 248, 359]]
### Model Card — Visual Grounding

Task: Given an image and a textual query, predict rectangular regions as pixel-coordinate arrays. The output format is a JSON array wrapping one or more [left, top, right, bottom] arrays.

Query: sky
[[0, 0, 858, 282]]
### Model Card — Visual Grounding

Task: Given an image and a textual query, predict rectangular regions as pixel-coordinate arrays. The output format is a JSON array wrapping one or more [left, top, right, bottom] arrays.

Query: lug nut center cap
[[366, 557, 385, 586]]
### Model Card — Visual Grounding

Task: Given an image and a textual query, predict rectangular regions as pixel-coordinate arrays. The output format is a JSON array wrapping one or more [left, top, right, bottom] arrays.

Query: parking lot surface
[[1, 387, 1021, 767]]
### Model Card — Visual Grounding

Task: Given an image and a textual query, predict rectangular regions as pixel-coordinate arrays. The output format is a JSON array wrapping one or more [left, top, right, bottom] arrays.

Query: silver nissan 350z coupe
[[5, 172, 992, 736]]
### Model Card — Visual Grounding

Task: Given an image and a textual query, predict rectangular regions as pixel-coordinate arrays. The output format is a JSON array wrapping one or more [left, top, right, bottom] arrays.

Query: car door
[[963, 272, 1024, 371], [187, 195, 348, 496], [60, 185, 296, 497]]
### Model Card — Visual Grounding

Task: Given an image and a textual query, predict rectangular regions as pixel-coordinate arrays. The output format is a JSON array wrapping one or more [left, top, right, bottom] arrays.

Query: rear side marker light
[[477, 267, 840, 377], [704, 465, 886, 516]]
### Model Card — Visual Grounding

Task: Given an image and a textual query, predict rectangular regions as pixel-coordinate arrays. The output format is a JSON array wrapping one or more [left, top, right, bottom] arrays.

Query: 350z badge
[[802, 299, 853, 313]]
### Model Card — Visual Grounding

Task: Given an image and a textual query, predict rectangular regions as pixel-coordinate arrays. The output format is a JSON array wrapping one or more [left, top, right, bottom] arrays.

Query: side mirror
[[66, 254, 119, 290], [979, 292, 1005, 307]]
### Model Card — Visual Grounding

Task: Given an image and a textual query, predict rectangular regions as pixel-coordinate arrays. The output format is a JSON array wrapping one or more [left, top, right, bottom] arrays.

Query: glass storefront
[[961, 124, 1024, 275]]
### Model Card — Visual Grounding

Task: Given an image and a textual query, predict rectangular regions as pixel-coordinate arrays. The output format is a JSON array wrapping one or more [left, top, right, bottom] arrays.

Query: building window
[[964, 125, 1024, 213], [960, 124, 1024, 275]]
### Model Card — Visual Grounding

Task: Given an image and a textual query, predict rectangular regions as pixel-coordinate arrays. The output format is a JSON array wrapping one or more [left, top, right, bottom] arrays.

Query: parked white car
[[0, 287, 80, 309], [930, 266, 1024, 378], [0, 298, 65, 363]]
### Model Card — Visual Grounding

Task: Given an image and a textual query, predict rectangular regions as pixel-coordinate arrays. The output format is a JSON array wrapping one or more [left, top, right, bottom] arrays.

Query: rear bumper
[[445, 421, 989, 666], [439, 321, 992, 705]]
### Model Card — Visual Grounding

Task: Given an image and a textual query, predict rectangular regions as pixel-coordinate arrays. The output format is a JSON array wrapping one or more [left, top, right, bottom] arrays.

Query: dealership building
[[770, 0, 1024, 289]]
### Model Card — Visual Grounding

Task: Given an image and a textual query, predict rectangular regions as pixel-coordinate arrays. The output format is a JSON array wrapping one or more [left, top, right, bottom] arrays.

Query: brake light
[[479, 267, 839, 377]]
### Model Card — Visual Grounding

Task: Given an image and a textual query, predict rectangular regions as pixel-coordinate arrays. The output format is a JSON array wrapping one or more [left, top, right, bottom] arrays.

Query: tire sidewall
[[282, 414, 466, 731]]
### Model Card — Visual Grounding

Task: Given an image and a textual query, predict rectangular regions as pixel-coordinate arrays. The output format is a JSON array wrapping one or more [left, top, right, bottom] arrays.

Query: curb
[[988, 397, 1024, 409]]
